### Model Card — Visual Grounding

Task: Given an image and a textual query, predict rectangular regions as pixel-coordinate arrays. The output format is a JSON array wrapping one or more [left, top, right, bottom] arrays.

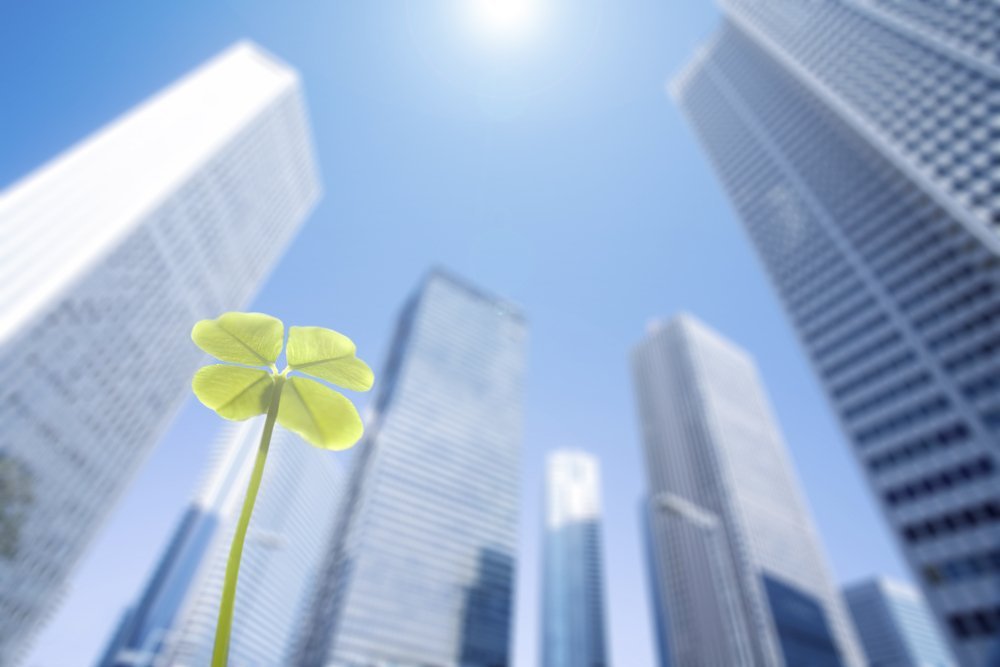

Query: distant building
[[673, 2, 1000, 663], [844, 577, 956, 667], [541, 450, 610, 667], [632, 314, 864, 667], [294, 270, 527, 667], [0, 42, 320, 664], [95, 420, 343, 666]]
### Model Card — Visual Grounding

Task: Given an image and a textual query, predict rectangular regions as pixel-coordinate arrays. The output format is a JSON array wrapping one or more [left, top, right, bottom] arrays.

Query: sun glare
[[464, 0, 545, 47]]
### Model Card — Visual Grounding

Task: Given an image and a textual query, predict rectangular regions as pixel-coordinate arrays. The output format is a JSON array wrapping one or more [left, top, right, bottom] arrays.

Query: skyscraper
[[632, 314, 863, 667], [96, 419, 344, 667], [844, 577, 956, 667], [0, 42, 320, 664], [673, 3, 1000, 663], [294, 270, 527, 667], [541, 450, 610, 667]]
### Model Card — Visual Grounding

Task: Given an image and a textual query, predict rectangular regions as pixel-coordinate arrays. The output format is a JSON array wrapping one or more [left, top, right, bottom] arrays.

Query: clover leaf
[[191, 312, 371, 449], [278, 376, 364, 450], [192, 365, 275, 420], [189, 311, 373, 666], [287, 325, 374, 392], [192, 312, 284, 366]]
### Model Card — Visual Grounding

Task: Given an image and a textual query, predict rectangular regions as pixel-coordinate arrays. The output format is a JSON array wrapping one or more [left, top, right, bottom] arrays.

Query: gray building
[[673, 2, 1000, 663], [95, 420, 344, 667], [845, 577, 955, 667], [541, 450, 610, 667], [294, 270, 527, 667], [0, 42, 320, 665], [632, 314, 863, 667]]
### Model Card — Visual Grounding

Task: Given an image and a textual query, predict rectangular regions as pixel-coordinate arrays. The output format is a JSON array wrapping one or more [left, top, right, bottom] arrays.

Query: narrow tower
[[674, 3, 1000, 661], [96, 420, 343, 667], [632, 314, 863, 667], [541, 450, 610, 667], [295, 270, 527, 667], [844, 577, 956, 667], [0, 42, 320, 664]]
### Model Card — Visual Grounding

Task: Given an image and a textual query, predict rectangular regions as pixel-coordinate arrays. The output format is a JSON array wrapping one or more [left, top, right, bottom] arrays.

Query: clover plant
[[190, 312, 372, 667]]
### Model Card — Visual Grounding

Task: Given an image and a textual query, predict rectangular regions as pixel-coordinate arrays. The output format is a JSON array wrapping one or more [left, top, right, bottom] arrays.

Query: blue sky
[[3, 1, 906, 665]]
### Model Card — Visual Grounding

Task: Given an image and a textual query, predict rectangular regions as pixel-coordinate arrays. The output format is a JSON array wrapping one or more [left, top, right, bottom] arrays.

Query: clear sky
[[2, 1, 907, 665]]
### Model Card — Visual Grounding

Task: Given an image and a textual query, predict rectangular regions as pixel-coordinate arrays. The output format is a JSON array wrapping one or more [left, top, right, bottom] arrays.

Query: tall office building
[[632, 314, 863, 667], [0, 42, 320, 664], [673, 3, 1000, 663], [541, 450, 610, 667], [294, 270, 527, 667], [844, 577, 956, 667], [96, 420, 344, 667]]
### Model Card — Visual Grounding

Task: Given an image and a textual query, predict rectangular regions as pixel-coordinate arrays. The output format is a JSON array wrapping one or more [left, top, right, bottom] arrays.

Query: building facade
[[673, 3, 1000, 663], [541, 450, 610, 667], [0, 42, 320, 664], [632, 314, 863, 667], [844, 577, 956, 667], [294, 270, 527, 667], [96, 419, 344, 667]]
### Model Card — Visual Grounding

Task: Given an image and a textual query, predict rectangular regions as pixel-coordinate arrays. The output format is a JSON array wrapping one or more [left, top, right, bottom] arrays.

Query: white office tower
[[0, 42, 320, 664], [95, 420, 344, 667], [632, 315, 863, 667], [673, 3, 1000, 663], [844, 577, 956, 667], [294, 270, 526, 667], [541, 450, 610, 667]]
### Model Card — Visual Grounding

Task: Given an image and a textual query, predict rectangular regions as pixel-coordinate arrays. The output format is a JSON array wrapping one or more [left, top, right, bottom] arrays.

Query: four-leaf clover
[[192, 312, 373, 449], [189, 312, 373, 667]]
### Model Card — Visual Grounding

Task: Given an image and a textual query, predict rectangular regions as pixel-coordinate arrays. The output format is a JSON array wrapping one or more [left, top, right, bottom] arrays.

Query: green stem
[[211, 374, 285, 667]]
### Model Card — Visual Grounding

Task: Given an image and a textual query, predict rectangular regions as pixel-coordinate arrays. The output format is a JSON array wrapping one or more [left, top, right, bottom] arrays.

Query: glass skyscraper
[[0, 42, 319, 665], [844, 577, 956, 667], [96, 419, 344, 667], [541, 450, 610, 667], [632, 314, 863, 667], [294, 270, 527, 667], [673, 3, 999, 663]]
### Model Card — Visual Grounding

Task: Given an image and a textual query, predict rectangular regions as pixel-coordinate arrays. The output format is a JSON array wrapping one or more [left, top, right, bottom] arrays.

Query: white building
[[0, 41, 320, 664], [541, 450, 610, 667], [96, 421, 344, 667], [674, 3, 1000, 663], [294, 270, 527, 667], [844, 577, 956, 667], [632, 314, 863, 667]]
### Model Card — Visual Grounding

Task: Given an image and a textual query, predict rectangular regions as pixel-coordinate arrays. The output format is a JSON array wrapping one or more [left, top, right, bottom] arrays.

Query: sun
[[463, 0, 546, 47]]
